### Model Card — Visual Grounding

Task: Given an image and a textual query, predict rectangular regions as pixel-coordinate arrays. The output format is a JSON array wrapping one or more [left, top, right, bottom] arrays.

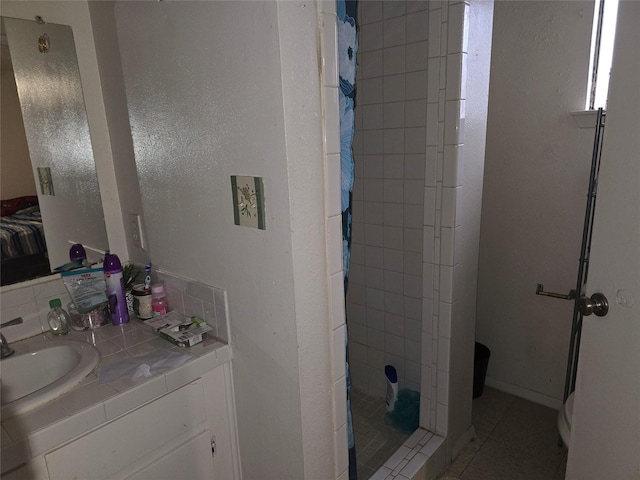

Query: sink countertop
[[0, 317, 231, 473]]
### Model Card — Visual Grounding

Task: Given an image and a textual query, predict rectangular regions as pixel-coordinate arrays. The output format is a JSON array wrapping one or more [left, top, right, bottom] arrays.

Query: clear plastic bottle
[[48, 298, 70, 335], [151, 284, 168, 316]]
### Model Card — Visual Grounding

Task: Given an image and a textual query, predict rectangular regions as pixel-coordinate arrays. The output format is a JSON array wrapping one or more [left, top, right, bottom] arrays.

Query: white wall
[[113, 2, 337, 478], [0, 48, 36, 199], [477, 0, 595, 407]]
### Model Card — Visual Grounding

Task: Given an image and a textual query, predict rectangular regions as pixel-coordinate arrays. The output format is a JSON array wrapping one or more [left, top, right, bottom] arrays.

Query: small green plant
[[122, 263, 143, 291]]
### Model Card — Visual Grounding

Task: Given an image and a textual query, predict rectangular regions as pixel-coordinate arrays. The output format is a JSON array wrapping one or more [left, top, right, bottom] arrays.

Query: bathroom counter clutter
[[0, 318, 234, 477]]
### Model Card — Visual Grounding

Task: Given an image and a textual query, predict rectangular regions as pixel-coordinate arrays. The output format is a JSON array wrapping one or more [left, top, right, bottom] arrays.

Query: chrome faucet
[[0, 317, 23, 359]]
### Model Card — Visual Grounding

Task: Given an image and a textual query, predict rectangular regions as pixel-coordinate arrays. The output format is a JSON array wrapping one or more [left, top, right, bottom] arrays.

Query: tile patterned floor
[[352, 386, 567, 480], [351, 387, 413, 479], [440, 387, 568, 480]]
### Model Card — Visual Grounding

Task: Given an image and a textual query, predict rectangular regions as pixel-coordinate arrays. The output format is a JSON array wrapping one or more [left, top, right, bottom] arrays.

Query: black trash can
[[473, 342, 491, 399]]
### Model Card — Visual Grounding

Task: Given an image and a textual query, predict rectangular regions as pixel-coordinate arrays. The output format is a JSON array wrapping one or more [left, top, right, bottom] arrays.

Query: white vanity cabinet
[[5, 362, 239, 480]]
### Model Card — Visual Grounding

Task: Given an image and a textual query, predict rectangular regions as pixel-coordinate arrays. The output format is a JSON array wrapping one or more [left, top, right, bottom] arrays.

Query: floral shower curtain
[[337, 0, 358, 478]]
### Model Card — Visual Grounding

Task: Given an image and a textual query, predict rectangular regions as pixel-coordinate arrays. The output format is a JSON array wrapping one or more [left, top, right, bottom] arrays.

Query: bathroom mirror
[[0, 16, 108, 286]]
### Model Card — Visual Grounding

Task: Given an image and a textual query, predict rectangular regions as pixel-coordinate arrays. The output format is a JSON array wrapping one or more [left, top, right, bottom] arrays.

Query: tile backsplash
[[0, 276, 71, 343], [153, 269, 230, 343], [0, 270, 230, 345]]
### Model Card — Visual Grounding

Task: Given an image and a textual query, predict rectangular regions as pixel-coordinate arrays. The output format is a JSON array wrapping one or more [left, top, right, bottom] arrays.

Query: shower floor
[[351, 387, 413, 479]]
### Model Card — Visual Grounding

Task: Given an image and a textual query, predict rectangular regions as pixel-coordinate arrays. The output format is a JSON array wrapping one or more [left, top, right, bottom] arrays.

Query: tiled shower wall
[[348, 1, 431, 397], [348, 0, 474, 441]]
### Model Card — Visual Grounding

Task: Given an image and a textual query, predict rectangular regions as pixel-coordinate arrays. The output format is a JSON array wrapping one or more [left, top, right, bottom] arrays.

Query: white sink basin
[[1, 340, 100, 418]]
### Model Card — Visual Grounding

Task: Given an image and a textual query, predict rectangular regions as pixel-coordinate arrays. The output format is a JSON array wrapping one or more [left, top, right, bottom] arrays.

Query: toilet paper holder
[[535, 283, 576, 300]]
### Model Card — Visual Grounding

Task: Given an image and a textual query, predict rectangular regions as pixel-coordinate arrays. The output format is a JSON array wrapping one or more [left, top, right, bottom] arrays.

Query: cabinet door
[[45, 380, 206, 479], [124, 429, 214, 480]]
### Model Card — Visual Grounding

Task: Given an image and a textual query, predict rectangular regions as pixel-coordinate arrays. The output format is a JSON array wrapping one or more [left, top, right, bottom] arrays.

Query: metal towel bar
[[535, 284, 576, 300]]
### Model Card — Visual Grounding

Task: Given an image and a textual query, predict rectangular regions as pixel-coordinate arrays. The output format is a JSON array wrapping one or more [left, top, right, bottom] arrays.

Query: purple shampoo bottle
[[103, 253, 129, 325]]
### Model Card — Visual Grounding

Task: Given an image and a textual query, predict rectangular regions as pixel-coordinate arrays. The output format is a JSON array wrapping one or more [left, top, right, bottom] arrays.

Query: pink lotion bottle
[[151, 284, 168, 316]]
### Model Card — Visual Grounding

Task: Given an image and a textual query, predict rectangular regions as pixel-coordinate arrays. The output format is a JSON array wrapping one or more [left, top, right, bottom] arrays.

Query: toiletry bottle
[[103, 253, 129, 325], [151, 284, 168, 316], [69, 243, 87, 264], [47, 299, 70, 335], [385, 365, 398, 412]]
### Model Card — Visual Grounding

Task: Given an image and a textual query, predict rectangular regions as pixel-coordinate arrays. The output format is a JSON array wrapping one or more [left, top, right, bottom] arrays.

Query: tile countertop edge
[[1, 334, 231, 474]]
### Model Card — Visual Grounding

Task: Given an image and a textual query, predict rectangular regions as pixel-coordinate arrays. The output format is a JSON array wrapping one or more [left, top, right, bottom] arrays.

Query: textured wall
[[115, 2, 332, 478], [0, 49, 36, 199], [477, 1, 595, 406]]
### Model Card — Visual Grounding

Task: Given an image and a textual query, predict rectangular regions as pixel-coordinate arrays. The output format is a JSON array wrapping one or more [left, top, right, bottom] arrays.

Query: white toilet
[[557, 392, 575, 447]]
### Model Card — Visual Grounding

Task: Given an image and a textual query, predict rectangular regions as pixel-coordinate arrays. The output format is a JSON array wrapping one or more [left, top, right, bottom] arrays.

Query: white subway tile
[[403, 227, 423, 254], [365, 265, 384, 289], [383, 16, 406, 48], [423, 225, 435, 263], [383, 0, 406, 19], [447, 2, 466, 54], [440, 265, 454, 303], [436, 403, 449, 436], [322, 13, 338, 87], [366, 286, 385, 311], [428, 8, 441, 57], [332, 325, 347, 382], [438, 301, 452, 339], [446, 53, 464, 101], [363, 103, 384, 131], [369, 466, 392, 480], [423, 186, 436, 225], [383, 45, 406, 76], [420, 434, 445, 458], [426, 103, 438, 146], [383, 102, 405, 129], [326, 153, 341, 217], [437, 369, 449, 405], [334, 424, 348, 477], [438, 337, 450, 373], [406, 11, 429, 44], [364, 129, 385, 155], [406, 41, 428, 72], [383, 74, 406, 102], [419, 394, 431, 429], [383, 203, 404, 227], [422, 298, 433, 334], [425, 146, 437, 187], [331, 273, 346, 330], [360, 21, 384, 53], [382, 226, 403, 252], [362, 77, 384, 105], [328, 215, 343, 274], [401, 452, 428, 479], [384, 154, 404, 179], [383, 248, 404, 273], [427, 57, 440, 103], [324, 86, 340, 154], [403, 273, 423, 299], [405, 70, 427, 100], [384, 445, 412, 470], [405, 100, 427, 129], [443, 145, 461, 187], [359, 50, 384, 79], [440, 227, 454, 266], [441, 186, 460, 228]]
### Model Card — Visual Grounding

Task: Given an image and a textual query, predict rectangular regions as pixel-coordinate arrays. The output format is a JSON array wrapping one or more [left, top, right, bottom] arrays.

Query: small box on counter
[[143, 311, 213, 347], [158, 316, 212, 347], [143, 311, 185, 332]]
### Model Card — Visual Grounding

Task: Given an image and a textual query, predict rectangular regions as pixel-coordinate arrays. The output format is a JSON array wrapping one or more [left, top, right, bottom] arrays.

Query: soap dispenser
[[103, 253, 129, 325]]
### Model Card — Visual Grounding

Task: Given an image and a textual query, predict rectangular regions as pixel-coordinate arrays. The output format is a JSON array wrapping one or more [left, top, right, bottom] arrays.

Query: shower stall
[[344, 0, 494, 476]]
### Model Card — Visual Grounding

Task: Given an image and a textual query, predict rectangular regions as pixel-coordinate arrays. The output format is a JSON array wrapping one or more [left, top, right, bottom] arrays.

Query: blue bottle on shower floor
[[385, 365, 398, 412]]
